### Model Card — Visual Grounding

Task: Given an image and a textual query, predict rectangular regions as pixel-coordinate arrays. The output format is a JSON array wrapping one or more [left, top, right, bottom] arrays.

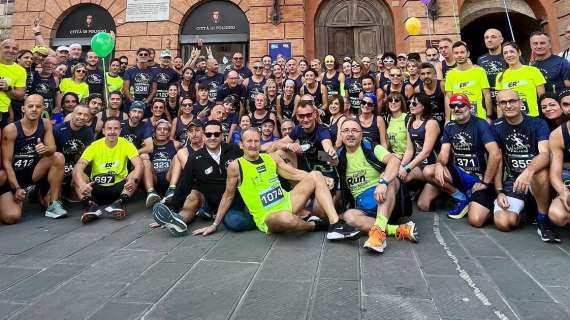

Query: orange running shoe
[[363, 225, 387, 253], [395, 221, 419, 243]]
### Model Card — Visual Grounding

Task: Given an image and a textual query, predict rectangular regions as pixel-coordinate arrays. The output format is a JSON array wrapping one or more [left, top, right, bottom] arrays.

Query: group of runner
[[0, 22, 569, 253]]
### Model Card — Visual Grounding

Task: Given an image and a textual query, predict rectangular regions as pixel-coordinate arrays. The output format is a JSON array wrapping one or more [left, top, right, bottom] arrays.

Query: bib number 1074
[[260, 186, 284, 208]]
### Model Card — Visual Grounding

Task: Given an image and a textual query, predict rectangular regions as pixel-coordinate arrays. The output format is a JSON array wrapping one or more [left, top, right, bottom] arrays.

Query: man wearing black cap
[[121, 100, 153, 154], [152, 120, 255, 236]]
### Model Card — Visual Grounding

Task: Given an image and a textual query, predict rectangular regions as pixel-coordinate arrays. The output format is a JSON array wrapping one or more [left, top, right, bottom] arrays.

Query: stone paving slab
[[0, 204, 569, 320]]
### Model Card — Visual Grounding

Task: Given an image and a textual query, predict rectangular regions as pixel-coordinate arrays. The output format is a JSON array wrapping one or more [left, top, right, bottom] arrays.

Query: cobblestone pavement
[[0, 200, 569, 320]]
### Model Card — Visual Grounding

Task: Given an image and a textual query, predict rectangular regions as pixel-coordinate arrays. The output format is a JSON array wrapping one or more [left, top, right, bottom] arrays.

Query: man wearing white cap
[[65, 43, 84, 78], [152, 49, 179, 101], [56, 46, 69, 64]]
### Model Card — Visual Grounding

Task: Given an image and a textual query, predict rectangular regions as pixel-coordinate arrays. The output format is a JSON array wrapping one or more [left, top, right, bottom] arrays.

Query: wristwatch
[[404, 165, 411, 173], [496, 188, 504, 194], [378, 178, 389, 186]]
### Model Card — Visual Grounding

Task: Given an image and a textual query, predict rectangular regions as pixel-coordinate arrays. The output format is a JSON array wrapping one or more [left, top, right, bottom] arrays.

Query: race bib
[[455, 155, 478, 171], [260, 186, 285, 208], [93, 173, 116, 185], [153, 160, 170, 173], [64, 163, 74, 175], [13, 158, 35, 170]]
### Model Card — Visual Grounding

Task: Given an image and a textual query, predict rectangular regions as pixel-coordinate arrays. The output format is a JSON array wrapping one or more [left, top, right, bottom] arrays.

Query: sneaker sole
[[327, 230, 361, 241], [363, 241, 386, 253], [45, 211, 68, 219], [448, 205, 469, 219], [81, 211, 100, 224], [407, 222, 419, 243], [537, 228, 561, 243], [146, 194, 161, 208], [153, 203, 187, 236]]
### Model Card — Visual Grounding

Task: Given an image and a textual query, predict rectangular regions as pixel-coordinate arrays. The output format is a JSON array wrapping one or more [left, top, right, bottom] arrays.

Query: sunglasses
[[390, 73, 402, 77], [409, 101, 419, 107], [253, 66, 263, 70], [204, 132, 222, 138], [138, 53, 149, 57], [450, 103, 468, 109], [296, 112, 314, 119], [388, 98, 401, 103], [360, 100, 374, 107], [120, 62, 128, 65], [75, 69, 86, 73], [233, 57, 243, 60], [383, 59, 395, 63], [352, 64, 360, 68], [181, 103, 192, 107]]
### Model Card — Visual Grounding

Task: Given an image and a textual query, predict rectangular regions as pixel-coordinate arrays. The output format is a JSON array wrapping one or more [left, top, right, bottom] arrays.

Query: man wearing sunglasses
[[224, 52, 252, 81], [243, 61, 267, 114], [192, 127, 359, 240], [424, 93, 501, 222], [336, 119, 417, 253], [123, 48, 155, 106], [118, 56, 129, 77], [153, 120, 255, 236], [491, 90, 554, 241]]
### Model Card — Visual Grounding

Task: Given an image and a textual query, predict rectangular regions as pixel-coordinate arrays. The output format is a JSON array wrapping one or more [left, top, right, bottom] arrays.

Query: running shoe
[[161, 186, 176, 204], [447, 198, 470, 219], [395, 221, 419, 243], [145, 191, 161, 208], [363, 225, 387, 253], [104, 200, 128, 220], [537, 220, 561, 243], [326, 221, 360, 240], [81, 201, 102, 224], [152, 202, 187, 236], [45, 200, 69, 219]]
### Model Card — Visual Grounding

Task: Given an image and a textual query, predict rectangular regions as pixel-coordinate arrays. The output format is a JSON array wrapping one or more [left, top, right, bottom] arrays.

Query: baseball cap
[[56, 46, 69, 52], [69, 43, 82, 50], [397, 53, 407, 59], [261, 118, 275, 127], [160, 49, 172, 58], [187, 119, 204, 128], [130, 100, 146, 111], [449, 93, 470, 106], [363, 92, 377, 105], [31, 45, 49, 55], [559, 88, 570, 100]]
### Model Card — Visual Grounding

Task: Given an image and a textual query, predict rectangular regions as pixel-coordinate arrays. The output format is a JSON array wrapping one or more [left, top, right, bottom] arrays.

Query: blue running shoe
[[447, 198, 470, 219], [153, 203, 187, 236]]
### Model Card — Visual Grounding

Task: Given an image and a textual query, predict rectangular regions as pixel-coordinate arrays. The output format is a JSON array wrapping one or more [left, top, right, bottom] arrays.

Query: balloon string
[[101, 56, 108, 110]]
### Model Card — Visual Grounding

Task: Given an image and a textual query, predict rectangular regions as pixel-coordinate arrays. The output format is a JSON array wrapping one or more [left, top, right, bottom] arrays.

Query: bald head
[[207, 58, 219, 72], [0, 39, 18, 62], [484, 29, 504, 51]]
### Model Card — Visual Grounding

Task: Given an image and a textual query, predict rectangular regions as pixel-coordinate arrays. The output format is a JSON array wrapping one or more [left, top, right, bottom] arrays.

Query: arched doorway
[[53, 4, 116, 49], [460, 0, 541, 59], [180, 0, 249, 71], [315, 0, 394, 61]]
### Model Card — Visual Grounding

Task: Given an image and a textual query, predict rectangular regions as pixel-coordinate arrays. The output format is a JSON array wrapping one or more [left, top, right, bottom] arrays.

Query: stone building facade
[[6, 0, 570, 66]]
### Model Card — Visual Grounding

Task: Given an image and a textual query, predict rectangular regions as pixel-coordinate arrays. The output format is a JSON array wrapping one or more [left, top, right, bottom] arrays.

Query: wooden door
[[327, 27, 354, 62], [353, 27, 380, 61]]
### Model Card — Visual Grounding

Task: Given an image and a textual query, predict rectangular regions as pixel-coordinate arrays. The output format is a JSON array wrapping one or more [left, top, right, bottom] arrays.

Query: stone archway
[[460, 0, 541, 58], [315, 0, 394, 61]]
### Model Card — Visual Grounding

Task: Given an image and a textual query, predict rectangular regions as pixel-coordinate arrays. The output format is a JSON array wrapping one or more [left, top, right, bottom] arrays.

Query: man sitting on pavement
[[73, 117, 142, 223], [143, 119, 182, 207], [491, 90, 552, 238], [192, 127, 359, 240], [152, 120, 255, 235], [336, 119, 417, 253], [0, 94, 67, 223]]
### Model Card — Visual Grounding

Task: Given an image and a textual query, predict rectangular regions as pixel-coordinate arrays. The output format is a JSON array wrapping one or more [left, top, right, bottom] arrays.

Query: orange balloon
[[405, 17, 422, 36]]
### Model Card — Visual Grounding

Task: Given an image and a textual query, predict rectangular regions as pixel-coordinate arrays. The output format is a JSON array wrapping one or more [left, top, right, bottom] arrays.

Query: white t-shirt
[[559, 48, 570, 63]]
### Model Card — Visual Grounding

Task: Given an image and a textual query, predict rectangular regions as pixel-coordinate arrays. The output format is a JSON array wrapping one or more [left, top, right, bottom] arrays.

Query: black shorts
[[449, 164, 495, 210], [155, 172, 169, 195], [92, 180, 126, 205], [470, 187, 496, 211]]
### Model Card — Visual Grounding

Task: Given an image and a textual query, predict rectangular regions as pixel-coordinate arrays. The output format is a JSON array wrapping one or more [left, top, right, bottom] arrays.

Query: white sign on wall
[[126, 0, 170, 22]]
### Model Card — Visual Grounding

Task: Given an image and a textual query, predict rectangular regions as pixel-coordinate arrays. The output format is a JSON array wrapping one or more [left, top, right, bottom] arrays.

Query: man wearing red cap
[[423, 93, 501, 224]]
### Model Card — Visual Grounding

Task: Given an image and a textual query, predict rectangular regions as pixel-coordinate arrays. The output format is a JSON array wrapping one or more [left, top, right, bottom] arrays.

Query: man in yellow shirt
[[0, 39, 26, 127], [445, 41, 492, 122], [73, 117, 142, 224]]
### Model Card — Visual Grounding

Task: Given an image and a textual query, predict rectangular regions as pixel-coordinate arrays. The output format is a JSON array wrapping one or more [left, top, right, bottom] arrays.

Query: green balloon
[[90, 32, 115, 58]]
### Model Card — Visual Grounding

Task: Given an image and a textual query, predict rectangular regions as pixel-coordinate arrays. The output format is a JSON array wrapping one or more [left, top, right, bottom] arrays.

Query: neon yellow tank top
[[237, 154, 292, 233]]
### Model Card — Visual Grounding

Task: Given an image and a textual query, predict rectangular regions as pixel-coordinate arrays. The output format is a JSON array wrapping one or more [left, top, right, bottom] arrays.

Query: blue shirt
[[120, 120, 152, 148], [532, 55, 570, 94], [491, 115, 549, 180], [123, 66, 154, 100], [153, 66, 180, 100], [289, 123, 332, 163], [441, 116, 496, 177]]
